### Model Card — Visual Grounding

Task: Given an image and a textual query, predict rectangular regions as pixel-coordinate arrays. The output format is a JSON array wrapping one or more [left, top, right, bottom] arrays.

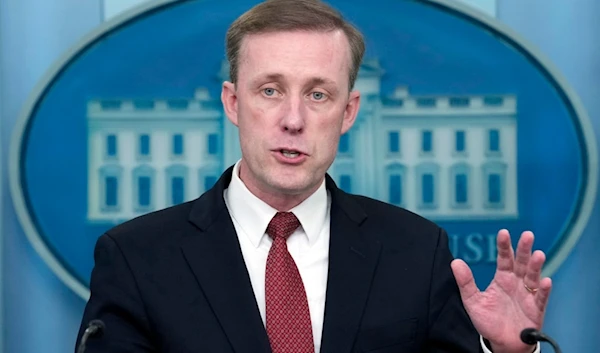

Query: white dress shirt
[[223, 160, 538, 353], [224, 161, 330, 351]]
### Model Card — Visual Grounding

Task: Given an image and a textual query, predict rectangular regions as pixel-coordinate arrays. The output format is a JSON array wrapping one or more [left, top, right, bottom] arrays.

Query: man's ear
[[341, 90, 361, 134], [221, 81, 239, 126]]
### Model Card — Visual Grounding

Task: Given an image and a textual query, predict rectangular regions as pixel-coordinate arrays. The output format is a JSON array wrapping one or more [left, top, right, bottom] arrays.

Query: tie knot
[[266, 212, 300, 240]]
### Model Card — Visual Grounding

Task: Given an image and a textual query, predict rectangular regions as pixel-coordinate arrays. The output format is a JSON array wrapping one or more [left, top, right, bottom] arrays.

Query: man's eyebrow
[[306, 77, 337, 87], [250, 73, 285, 85], [306, 77, 340, 95]]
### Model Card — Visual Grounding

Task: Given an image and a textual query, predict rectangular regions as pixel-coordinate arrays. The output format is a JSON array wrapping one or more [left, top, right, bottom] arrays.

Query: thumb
[[451, 259, 480, 302]]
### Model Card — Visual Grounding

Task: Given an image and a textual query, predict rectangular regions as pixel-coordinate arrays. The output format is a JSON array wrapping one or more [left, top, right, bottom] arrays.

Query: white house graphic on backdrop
[[87, 59, 518, 223]]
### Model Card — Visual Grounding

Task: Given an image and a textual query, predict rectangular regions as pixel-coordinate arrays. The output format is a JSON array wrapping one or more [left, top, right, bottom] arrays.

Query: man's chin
[[268, 177, 313, 196], [272, 182, 310, 195]]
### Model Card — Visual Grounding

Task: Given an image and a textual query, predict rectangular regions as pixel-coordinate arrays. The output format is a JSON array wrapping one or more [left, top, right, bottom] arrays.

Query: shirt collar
[[224, 160, 328, 248]]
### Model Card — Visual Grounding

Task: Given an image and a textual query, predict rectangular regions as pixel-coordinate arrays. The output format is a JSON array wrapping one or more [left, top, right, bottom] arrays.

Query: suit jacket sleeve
[[75, 233, 156, 353], [426, 228, 483, 353]]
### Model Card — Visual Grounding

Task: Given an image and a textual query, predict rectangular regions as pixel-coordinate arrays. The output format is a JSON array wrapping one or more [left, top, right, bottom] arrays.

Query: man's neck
[[237, 163, 322, 212]]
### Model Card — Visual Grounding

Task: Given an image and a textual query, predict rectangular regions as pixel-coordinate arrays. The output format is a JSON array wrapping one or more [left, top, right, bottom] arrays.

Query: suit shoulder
[[102, 201, 195, 245], [348, 194, 442, 236]]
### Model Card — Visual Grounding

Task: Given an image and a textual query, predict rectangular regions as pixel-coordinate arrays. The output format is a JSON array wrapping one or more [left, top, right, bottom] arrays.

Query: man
[[76, 0, 552, 352]]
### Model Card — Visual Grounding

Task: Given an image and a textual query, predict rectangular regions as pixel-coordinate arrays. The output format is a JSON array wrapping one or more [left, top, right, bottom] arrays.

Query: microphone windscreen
[[520, 328, 539, 345]]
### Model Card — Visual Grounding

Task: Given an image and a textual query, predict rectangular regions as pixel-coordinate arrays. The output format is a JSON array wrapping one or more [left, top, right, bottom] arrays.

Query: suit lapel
[[181, 167, 271, 353], [320, 176, 382, 353], [180, 169, 380, 353]]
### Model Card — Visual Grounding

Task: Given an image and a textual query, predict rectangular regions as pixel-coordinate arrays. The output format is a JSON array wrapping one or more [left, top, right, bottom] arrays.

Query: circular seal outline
[[9, 0, 597, 299]]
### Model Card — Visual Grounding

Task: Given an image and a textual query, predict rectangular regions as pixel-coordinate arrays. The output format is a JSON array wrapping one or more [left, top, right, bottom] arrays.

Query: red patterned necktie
[[265, 212, 314, 353]]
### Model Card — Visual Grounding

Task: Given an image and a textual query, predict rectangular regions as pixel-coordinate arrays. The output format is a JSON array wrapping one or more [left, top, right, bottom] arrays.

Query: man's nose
[[280, 96, 305, 133]]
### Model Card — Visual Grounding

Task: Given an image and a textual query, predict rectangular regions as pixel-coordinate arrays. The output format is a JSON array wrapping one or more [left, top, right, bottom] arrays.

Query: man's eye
[[312, 92, 325, 100], [263, 88, 276, 96]]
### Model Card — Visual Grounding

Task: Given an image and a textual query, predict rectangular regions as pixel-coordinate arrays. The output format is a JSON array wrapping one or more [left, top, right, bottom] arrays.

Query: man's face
[[221, 29, 360, 205]]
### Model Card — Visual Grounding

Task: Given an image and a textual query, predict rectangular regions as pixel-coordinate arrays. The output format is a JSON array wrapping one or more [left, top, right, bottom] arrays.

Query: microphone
[[520, 328, 562, 353], [77, 319, 105, 353]]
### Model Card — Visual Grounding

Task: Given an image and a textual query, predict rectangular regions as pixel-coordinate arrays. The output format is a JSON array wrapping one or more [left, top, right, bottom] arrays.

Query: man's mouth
[[280, 149, 301, 158]]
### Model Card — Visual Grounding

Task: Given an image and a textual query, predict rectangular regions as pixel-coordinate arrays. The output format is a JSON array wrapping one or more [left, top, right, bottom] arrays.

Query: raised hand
[[450, 229, 552, 353]]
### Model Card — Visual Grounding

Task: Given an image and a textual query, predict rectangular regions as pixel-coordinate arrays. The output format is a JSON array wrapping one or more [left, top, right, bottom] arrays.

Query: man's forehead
[[237, 30, 352, 79], [240, 29, 350, 58]]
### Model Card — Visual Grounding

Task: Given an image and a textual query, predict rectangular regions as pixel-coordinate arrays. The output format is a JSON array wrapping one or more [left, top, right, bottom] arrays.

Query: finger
[[451, 259, 480, 301], [496, 229, 514, 272], [523, 250, 545, 291], [535, 277, 552, 312], [514, 231, 534, 278]]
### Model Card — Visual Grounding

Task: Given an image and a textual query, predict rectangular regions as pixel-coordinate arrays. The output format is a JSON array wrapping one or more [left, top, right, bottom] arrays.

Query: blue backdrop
[[1, 0, 599, 352]]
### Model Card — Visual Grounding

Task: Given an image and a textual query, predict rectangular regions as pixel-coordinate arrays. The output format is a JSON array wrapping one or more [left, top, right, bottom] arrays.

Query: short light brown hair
[[225, 0, 365, 91]]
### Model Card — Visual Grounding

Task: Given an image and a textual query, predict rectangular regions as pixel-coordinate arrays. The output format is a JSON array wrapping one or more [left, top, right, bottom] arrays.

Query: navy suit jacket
[[76, 166, 483, 352]]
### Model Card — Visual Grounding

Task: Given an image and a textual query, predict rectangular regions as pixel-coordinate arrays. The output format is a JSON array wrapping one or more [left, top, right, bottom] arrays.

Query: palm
[[451, 230, 552, 353], [463, 273, 542, 348]]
